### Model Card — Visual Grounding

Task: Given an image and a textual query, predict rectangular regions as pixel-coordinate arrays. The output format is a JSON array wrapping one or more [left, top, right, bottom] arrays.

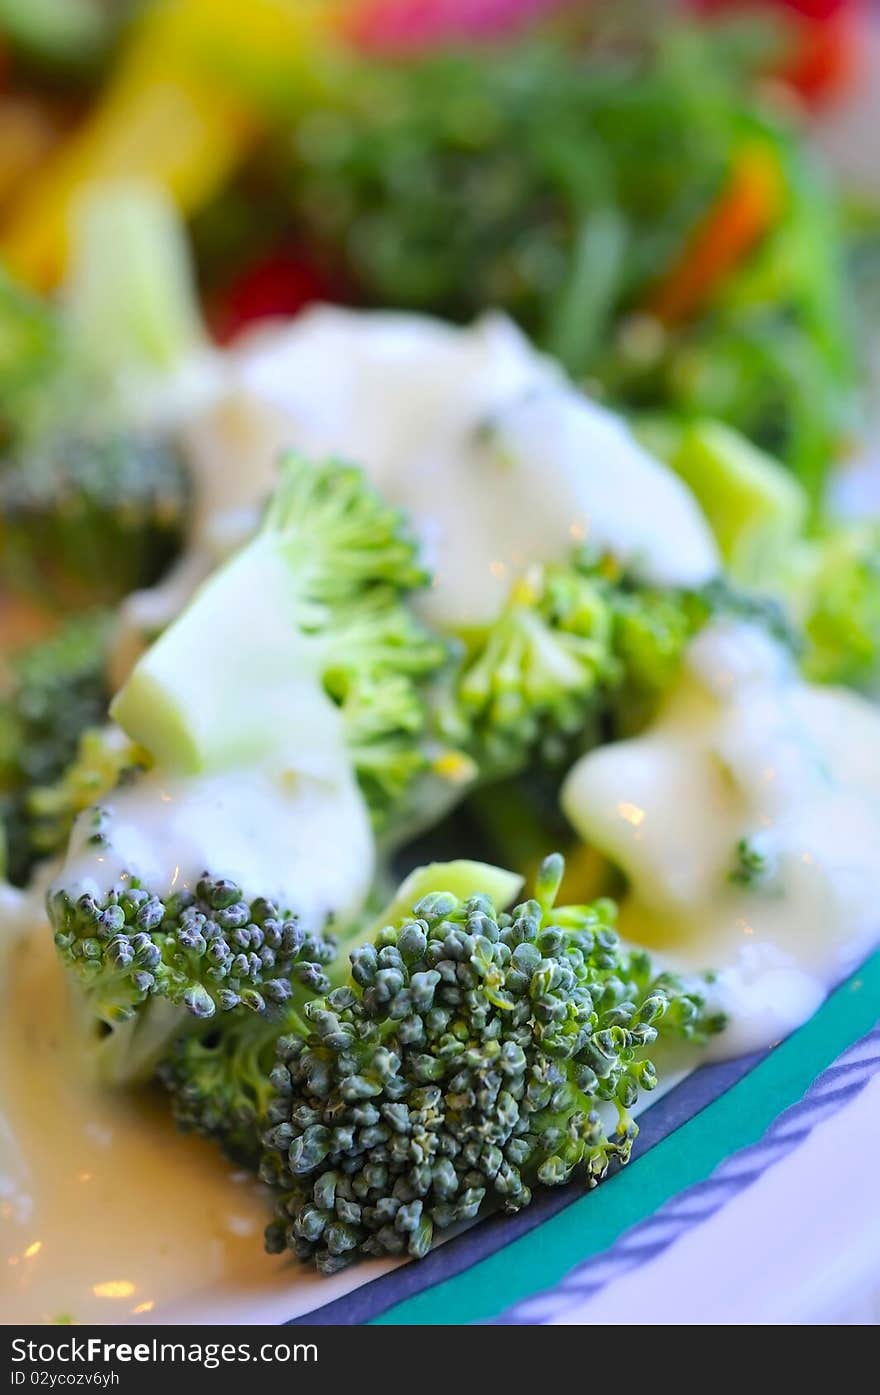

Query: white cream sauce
[[115, 307, 719, 668], [562, 621, 880, 1056], [235, 308, 719, 632], [51, 759, 375, 933]]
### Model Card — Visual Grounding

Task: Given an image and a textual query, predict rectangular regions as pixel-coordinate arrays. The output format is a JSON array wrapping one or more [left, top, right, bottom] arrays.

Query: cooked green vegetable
[[159, 1005, 285, 1168], [0, 433, 189, 607], [784, 524, 880, 689], [49, 873, 338, 1088], [111, 452, 447, 824], [0, 185, 203, 606], [0, 612, 111, 884], [662, 417, 880, 688], [159, 859, 522, 1167], [667, 419, 807, 582], [255, 853, 722, 1273], [44, 453, 454, 1081], [438, 553, 796, 777]]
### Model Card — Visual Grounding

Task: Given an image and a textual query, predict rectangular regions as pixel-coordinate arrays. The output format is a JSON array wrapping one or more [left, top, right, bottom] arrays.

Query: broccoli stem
[[110, 454, 445, 820]]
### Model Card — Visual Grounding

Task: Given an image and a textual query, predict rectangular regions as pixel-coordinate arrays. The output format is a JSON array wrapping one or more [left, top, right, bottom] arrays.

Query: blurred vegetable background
[[1, 0, 871, 495]]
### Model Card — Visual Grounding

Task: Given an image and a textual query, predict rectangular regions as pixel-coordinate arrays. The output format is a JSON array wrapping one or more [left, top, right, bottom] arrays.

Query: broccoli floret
[[340, 673, 429, 823], [158, 860, 523, 1167], [792, 525, 880, 688], [258, 854, 723, 1274], [0, 185, 206, 606], [0, 433, 190, 608], [111, 453, 447, 821], [26, 725, 149, 865], [0, 268, 64, 445], [0, 612, 112, 884], [438, 554, 710, 774], [44, 456, 448, 1081], [48, 873, 338, 1087], [439, 565, 618, 773]]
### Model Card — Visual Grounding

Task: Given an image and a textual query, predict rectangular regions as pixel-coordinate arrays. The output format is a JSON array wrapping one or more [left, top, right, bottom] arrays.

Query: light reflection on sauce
[[0, 920, 277, 1324], [564, 621, 880, 1057], [92, 1281, 136, 1301]]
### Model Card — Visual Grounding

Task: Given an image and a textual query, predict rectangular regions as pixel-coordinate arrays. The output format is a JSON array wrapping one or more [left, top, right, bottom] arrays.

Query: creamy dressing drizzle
[[235, 309, 719, 632], [52, 760, 375, 931], [116, 307, 719, 668], [562, 622, 880, 1056]]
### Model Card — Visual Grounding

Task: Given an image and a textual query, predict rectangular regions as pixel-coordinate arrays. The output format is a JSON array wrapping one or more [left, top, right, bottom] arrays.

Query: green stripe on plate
[[373, 951, 880, 1324]]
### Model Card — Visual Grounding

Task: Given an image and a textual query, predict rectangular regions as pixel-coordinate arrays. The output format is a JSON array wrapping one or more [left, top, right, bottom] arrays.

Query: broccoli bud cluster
[[0, 611, 113, 885], [261, 855, 721, 1273], [49, 872, 336, 1028]]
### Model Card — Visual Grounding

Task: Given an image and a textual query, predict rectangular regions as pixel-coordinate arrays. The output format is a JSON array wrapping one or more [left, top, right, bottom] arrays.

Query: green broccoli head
[[48, 872, 337, 1087], [0, 612, 112, 884], [795, 524, 880, 688], [438, 554, 711, 775], [438, 547, 807, 785], [158, 860, 522, 1168], [439, 564, 618, 773], [261, 455, 429, 603], [609, 583, 710, 735], [26, 725, 149, 866], [259, 854, 723, 1274], [0, 433, 190, 608], [339, 672, 431, 823]]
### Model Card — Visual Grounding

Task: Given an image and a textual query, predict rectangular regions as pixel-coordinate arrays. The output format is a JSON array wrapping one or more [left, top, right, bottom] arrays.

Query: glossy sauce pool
[[0, 918, 275, 1323]]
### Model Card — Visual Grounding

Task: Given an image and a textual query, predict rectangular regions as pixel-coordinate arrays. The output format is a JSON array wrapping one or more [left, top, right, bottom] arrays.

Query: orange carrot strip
[[645, 142, 783, 327]]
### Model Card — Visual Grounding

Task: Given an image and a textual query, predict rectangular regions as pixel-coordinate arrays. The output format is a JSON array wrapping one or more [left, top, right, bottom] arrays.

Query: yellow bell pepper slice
[[0, 0, 345, 288]]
